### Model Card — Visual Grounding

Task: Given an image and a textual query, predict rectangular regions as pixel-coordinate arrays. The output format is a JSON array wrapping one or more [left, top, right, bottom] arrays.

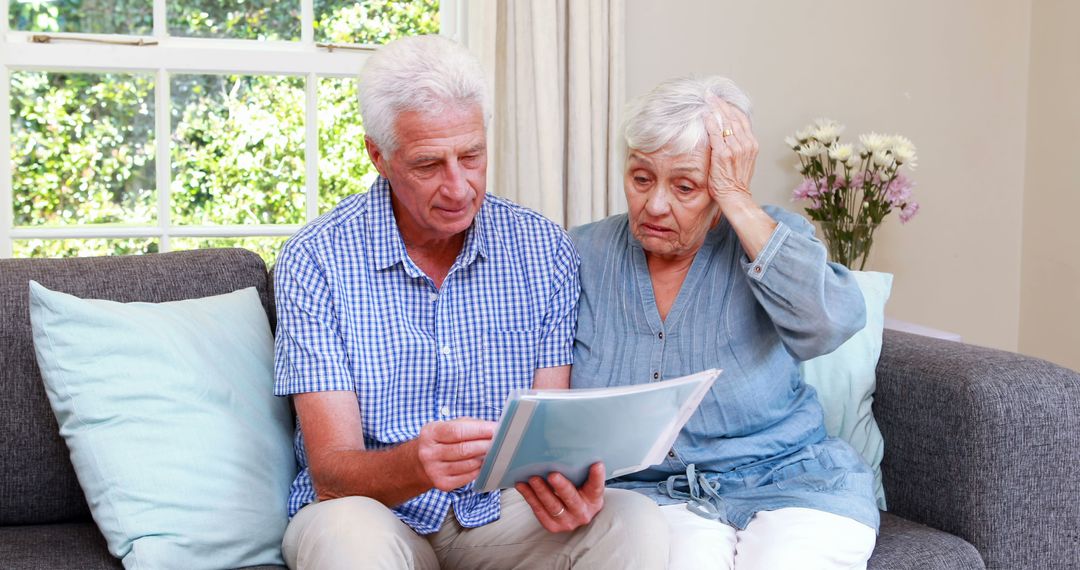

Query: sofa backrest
[[0, 248, 274, 526]]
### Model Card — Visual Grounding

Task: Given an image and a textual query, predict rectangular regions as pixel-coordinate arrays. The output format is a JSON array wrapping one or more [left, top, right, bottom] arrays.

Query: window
[[2, 0, 459, 263]]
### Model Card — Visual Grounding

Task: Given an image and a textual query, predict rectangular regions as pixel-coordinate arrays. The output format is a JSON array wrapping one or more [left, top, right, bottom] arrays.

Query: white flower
[[828, 143, 854, 163], [889, 135, 918, 168], [812, 118, 844, 144], [795, 127, 814, 142], [797, 141, 824, 157], [784, 136, 800, 149], [860, 132, 888, 154], [845, 154, 862, 170], [872, 149, 894, 168]]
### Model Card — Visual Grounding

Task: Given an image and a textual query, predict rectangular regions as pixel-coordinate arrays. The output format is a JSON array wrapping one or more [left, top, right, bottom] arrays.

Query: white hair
[[623, 75, 753, 155], [358, 35, 491, 154]]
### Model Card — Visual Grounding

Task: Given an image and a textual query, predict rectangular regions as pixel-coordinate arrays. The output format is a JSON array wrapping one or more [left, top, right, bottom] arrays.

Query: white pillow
[[801, 271, 892, 510], [29, 282, 295, 569]]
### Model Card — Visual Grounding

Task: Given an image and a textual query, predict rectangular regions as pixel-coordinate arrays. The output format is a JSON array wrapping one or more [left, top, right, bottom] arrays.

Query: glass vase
[[819, 221, 876, 270]]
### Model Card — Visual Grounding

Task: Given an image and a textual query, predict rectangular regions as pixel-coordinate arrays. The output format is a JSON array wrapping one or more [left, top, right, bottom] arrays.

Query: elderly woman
[[569, 76, 879, 569]]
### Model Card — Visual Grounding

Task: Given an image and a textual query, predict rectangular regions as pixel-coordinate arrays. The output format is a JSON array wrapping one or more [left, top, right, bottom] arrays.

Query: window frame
[[0, 0, 464, 258]]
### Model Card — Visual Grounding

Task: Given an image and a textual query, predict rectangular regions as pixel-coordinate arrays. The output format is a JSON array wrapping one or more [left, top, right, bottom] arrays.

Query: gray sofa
[[1, 249, 1077, 569]]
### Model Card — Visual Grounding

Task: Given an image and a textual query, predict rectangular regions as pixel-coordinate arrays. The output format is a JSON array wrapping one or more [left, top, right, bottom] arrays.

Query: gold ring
[[552, 507, 566, 517], [722, 128, 734, 138]]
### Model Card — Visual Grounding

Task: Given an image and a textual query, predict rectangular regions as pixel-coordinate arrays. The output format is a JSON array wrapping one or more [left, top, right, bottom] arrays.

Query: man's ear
[[365, 136, 389, 178]]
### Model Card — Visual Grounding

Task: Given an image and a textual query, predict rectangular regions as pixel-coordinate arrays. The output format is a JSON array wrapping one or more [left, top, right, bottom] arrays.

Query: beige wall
[[626, 0, 1034, 353], [1019, 0, 1080, 370]]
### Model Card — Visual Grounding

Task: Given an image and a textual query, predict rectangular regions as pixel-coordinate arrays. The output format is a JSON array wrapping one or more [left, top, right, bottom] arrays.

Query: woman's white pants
[[661, 504, 877, 570]]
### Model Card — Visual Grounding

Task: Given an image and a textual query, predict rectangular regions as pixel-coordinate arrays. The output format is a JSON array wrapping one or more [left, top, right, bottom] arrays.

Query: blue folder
[[475, 369, 720, 492]]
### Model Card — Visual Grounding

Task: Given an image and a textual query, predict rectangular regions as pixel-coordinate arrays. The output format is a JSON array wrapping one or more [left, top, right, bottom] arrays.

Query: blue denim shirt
[[569, 206, 880, 532]]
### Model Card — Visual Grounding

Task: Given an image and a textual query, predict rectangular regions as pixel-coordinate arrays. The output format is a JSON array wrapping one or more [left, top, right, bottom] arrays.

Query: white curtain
[[469, 0, 626, 228]]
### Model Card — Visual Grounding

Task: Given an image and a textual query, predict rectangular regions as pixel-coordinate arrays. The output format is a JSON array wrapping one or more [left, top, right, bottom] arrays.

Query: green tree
[[10, 0, 439, 263]]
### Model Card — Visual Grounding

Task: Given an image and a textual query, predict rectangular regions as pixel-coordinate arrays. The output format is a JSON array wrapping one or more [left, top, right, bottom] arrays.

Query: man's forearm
[[308, 439, 431, 507]]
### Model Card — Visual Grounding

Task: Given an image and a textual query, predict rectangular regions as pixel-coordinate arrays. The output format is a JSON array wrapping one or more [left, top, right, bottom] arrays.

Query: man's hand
[[416, 418, 497, 492], [515, 462, 606, 533]]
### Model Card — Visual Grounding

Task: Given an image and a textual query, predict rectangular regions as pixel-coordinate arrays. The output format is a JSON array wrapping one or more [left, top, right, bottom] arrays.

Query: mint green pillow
[[800, 270, 892, 510], [28, 282, 295, 569]]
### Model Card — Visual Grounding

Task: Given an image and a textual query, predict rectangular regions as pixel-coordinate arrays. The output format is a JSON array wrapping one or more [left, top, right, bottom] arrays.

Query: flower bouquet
[[788, 119, 919, 270]]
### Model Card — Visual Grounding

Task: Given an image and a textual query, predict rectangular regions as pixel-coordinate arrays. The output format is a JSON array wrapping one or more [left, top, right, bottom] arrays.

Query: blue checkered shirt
[[273, 177, 580, 534]]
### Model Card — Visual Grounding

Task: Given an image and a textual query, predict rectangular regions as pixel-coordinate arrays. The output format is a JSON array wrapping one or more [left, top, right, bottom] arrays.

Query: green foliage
[[316, 0, 440, 45], [9, 0, 153, 35], [10, 72, 156, 226], [8, 0, 439, 261], [168, 0, 298, 40], [170, 75, 306, 225], [318, 77, 377, 212], [13, 238, 158, 258], [171, 237, 288, 266]]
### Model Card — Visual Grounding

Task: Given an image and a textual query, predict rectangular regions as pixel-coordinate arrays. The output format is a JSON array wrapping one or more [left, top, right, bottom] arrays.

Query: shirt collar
[[368, 177, 488, 271], [369, 177, 410, 271], [459, 199, 489, 266]]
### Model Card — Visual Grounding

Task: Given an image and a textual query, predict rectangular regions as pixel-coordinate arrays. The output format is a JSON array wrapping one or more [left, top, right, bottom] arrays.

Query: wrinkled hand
[[704, 96, 759, 209], [416, 418, 496, 492], [515, 462, 606, 533]]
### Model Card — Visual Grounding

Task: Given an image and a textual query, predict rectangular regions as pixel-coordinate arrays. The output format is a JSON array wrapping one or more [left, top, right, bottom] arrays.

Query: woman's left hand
[[704, 96, 758, 210], [704, 96, 777, 260]]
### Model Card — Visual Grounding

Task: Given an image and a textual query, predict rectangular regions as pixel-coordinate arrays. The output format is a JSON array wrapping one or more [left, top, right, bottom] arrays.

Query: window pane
[[169, 0, 299, 40], [9, 0, 152, 35], [318, 77, 376, 213], [11, 71, 156, 227], [315, 0, 439, 45], [13, 238, 158, 258], [171, 74, 305, 225], [171, 236, 287, 266]]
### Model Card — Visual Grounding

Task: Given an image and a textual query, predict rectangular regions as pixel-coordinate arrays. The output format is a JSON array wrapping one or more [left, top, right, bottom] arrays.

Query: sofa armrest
[[874, 329, 1080, 570]]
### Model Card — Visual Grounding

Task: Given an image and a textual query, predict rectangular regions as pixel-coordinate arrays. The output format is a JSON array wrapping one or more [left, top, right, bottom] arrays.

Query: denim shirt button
[[652, 372, 660, 380], [668, 449, 676, 458], [658, 332, 664, 340]]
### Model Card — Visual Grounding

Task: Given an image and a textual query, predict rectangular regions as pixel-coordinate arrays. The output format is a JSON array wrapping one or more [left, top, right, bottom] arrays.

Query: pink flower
[[899, 201, 920, 223], [886, 174, 915, 206], [792, 177, 840, 202], [793, 178, 825, 200]]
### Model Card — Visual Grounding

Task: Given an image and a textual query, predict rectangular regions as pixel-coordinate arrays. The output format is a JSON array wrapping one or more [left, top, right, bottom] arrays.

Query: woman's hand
[[704, 95, 758, 209], [704, 96, 776, 260], [515, 462, 606, 533]]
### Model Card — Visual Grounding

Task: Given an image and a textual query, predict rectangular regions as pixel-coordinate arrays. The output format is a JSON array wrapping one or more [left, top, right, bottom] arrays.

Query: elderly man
[[273, 35, 667, 570]]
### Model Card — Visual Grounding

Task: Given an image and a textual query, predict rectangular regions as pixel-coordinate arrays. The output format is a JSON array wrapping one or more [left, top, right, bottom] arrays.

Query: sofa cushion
[[868, 512, 985, 570], [0, 523, 288, 570], [0, 522, 121, 569], [0, 249, 272, 526], [28, 281, 293, 569]]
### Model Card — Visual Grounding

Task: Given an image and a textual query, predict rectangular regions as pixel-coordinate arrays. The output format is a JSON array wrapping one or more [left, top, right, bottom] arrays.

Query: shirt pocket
[[481, 328, 541, 418]]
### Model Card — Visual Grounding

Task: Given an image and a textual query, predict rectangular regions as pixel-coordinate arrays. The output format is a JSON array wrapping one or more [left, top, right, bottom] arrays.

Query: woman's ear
[[710, 204, 723, 228]]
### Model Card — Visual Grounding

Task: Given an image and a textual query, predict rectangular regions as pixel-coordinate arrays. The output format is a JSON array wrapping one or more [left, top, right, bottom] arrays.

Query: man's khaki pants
[[282, 488, 668, 569]]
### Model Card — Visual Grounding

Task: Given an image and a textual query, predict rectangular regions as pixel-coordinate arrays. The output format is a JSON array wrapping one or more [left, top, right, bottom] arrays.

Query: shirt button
[[668, 449, 676, 458], [753, 265, 762, 273], [440, 406, 451, 417], [441, 345, 451, 356], [658, 332, 664, 340], [652, 372, 660, 380], [429, 292, 438, 302]]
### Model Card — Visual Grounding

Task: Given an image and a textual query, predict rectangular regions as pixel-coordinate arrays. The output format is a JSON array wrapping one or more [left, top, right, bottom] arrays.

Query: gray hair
[[358, 35, 491, 154], [623, 75, 753, 155]]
